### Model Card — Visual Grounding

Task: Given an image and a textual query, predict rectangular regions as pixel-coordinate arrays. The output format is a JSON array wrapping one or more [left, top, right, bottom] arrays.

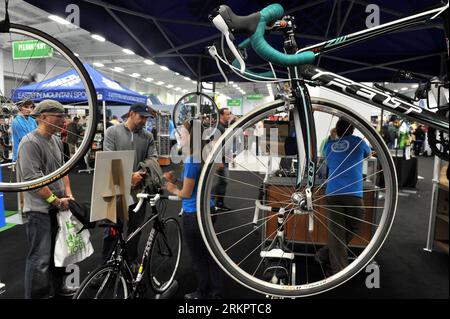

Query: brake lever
[[208, 45, 228, 85], [211, 14, 246, 73]]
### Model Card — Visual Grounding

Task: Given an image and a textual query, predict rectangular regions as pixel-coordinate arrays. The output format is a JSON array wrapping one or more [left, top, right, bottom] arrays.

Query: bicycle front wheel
[[197, 97, 397, 298], [74, 264, 129, 299], [148, 217, 182, 293], [0, 23, 97, 192]]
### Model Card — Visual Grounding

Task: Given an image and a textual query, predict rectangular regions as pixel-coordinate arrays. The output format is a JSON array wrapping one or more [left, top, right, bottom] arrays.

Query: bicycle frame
[[283, 3, 449, 193], [298, 4, 448, 57], [107, 206, 165, 296]]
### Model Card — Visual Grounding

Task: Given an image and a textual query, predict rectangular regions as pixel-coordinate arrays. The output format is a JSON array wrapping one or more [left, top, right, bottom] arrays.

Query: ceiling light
[[144, 59, 155, 65], [182, 89, 188, 93], [130, 73, 141, 78], [122, 49, 135, 55], [411, 84, 419, 88], [232, 84, 238, 88], [74, 53, 79, 57], [144, 77, 153, 82], [156, 81, 165, 85], [112, 67, 124, 72], [175, 87, 181, 91], [394, 89, 399, 92], [93, 62, 104, 67], [401, 87, 408, 91], [91, 34, 106, 42], [167, 84, 174, 88], [48, 15, 70, 25], [160, 66, 169, 71], [241, 91, 246, 95], [175, 72, 180, 76], [184, 77, 191, 81], [229, 81, 234, 84], [192, 81, 197, 84]]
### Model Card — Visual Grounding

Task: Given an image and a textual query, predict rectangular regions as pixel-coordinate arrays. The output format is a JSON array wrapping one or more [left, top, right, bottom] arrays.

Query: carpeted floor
[[0, 156, 448, 299]]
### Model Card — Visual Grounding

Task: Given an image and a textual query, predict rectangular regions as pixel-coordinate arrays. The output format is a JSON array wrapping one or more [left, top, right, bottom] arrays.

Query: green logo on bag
[[65, 221, 85, 254]]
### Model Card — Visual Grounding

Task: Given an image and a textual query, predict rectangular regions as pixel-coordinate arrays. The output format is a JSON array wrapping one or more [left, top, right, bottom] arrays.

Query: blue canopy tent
[[12, 63, 148, 131], [12, 63, 147, 104]]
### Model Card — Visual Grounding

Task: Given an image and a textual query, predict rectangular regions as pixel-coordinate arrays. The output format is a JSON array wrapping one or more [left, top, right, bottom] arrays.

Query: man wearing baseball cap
[[101, 103, 158, 268], [16, 99, 75, 298]]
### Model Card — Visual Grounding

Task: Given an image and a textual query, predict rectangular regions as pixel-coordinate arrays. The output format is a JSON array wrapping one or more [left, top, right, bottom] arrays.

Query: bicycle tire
[[197, 97, 397, 298], [172, 91, 219, 139], [0, 23, 97, 192], [73, 264, 129, 299], [148, 217, 182, 293]]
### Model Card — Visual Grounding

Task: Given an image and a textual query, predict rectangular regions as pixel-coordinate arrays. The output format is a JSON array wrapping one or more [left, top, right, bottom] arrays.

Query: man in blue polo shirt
[[12, 100, 38, 162], [315, 119, 371, 275]]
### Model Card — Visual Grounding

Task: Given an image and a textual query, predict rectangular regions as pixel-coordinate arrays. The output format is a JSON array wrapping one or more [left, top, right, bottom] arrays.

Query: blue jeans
[[25, 210, 65, 299]]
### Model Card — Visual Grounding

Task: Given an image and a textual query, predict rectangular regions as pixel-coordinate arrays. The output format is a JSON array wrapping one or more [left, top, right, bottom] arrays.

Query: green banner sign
[[227, 98, 241, 107], [246, 94, 263, 100], [12, 40, 53, 60]]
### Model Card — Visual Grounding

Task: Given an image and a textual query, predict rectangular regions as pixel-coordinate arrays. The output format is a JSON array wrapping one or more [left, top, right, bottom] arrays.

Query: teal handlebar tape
[[251, 3, 315, 67]]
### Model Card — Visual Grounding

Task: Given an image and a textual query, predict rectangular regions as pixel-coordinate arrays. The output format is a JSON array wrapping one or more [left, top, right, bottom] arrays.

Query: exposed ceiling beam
[[84, 0, 211, 27], [105, 7, 154, 57], [154, 34, 221, 57], [351, 0, 404, 17], [286, 0, 329, 15], [337, 0, 355, 36], [338, 52, 442, 78], [152, 19, 197, 77], [318, 0, 338, 67]]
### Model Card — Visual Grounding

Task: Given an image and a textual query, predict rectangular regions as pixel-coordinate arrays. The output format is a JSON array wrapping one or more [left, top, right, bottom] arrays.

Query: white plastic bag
[[54, 210, 94, 267]]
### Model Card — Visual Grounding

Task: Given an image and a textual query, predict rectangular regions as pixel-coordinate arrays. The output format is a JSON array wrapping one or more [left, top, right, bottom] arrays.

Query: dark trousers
[[183, 213, 224, 298], [317, 195, 364, 274], [102, 202, 147, 263], [414, 140, 423, 156], [212, 166, 228, 207], [25, 210, 66, 299]]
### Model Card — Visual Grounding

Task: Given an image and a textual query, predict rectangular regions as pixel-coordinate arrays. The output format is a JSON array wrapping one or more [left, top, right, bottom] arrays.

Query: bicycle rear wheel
[[197, 97, 397, 297], [74, 264, 129, 299], [148, 217, 182, 293], [0, 23, 97, 191]]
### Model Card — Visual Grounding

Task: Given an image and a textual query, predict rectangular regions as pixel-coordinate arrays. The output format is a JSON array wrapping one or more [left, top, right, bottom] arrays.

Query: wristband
[[46, 193, 57, 204]]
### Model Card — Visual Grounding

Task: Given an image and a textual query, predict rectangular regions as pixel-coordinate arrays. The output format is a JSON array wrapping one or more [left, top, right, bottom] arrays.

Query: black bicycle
[[74, 192, 182, 299], [195, 2, 449, 298]]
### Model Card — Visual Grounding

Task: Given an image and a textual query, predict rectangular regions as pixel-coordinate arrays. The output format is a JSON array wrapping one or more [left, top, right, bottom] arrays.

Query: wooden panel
[[266, 185, 375, 247]]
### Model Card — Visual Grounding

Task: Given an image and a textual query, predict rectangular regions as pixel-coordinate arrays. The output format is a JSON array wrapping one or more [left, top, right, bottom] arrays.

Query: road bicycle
[[195, 2, 449, 298], [0, 0, 98, 192], [74, 191, 182, 299]]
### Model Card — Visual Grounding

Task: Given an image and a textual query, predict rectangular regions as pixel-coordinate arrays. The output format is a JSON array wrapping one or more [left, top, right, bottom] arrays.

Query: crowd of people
[[380, 115, 429, 156], [2, 96, 435, 299], [5, 99, 230, 299]]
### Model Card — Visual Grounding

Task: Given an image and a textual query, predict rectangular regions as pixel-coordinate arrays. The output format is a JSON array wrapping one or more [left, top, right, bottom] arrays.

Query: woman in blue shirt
[[165, 119, 223, 299]]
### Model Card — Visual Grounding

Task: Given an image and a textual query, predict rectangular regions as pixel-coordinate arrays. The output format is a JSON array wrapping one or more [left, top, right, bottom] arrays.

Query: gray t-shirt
[[16, 130, 65, 213], [104, 123, 158, 171]]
